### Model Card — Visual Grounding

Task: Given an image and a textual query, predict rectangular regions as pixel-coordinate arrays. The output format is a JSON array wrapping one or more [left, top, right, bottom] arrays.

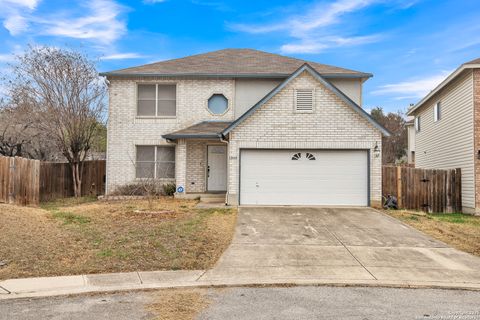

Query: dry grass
[[0, 197, 237, 280], [147, 288, 211, 320], [386, 210, 480, 256]]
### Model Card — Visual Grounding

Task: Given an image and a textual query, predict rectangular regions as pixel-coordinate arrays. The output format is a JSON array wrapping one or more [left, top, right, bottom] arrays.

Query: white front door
[[240, 149, 368, 206], [207, 145, 227, 191]]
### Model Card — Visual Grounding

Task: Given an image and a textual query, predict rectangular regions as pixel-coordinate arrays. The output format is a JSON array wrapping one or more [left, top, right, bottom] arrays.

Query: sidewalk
[[2, 269, 480, 300]]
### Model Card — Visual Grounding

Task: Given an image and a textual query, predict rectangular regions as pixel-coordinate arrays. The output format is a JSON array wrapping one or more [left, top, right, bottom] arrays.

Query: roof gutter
[[161, 134, 223, 140], [98, 72, 372, 80], [407, 63, 480, 116]]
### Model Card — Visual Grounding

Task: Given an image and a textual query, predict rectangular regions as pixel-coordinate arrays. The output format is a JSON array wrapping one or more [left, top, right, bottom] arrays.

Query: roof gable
[[222, 64, 390, 137], [408, 57, 480, 115], [100, 49, 371, 79]]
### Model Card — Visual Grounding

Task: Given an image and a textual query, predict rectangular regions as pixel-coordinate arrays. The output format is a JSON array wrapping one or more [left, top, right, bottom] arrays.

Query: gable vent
[[295, 89, 314, 112]]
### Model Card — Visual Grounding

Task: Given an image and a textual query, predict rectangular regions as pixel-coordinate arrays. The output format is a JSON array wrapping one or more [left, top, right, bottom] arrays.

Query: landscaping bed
[[0, 197, 236, 280], [385, 210, 480, 257]]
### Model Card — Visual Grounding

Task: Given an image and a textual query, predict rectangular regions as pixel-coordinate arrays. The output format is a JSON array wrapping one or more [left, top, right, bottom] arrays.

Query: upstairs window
[[137, 84, 176, 117], [208, 94, 228, 114], [434, 102, 441, 122], [295, 89, 314, 112], [415, 116, 421, 132]]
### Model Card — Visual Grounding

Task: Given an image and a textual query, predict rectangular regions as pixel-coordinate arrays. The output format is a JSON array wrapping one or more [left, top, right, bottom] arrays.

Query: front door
[[207, 145, 227, 191]]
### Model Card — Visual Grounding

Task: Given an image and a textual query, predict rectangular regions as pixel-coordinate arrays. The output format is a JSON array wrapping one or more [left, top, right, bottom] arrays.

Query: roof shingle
[[162, 121, 232, 140], [101, 49, 370, 78]]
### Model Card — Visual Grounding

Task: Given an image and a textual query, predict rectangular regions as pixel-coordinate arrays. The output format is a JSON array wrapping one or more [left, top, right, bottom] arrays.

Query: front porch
[[162, 121, 231, 199]]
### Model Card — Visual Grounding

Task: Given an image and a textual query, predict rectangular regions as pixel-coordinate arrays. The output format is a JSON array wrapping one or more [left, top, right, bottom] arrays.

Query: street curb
[[1, 274, 480, 300]]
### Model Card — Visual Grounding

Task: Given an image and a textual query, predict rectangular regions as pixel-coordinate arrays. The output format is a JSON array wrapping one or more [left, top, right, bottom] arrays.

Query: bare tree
[[6, 46, 106, 197], [0, 101, 60, 160], [370, 107, 408, 164]]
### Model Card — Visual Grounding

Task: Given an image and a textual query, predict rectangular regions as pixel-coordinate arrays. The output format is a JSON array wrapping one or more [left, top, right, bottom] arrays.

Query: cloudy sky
[[0, 0, 479, 112]]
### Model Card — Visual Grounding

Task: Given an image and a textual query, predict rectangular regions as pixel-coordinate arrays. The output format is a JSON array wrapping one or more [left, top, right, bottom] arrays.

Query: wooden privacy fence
[[382, 166, 462, 213], [0, 156, 105, 206], [0, 156, 40, 206], [40, 160, 106, 202]]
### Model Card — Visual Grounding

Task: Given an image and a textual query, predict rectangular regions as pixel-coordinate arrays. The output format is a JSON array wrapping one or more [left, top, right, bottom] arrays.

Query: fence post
[[396, 166, 402, 208], [8, 157, 15, 204]]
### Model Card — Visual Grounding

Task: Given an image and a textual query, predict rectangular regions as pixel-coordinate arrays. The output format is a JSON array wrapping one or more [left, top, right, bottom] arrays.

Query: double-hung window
[[135, 146, 175, 179], [434, 102, 441, 122], [137, 84, 176, 117]]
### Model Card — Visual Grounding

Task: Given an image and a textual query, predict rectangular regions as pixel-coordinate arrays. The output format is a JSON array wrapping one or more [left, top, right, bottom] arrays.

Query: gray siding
[[414, 70, 474, 210], [329, 78, 362, 106], [234, 77, 363, 119], [234, 79, 282, 118]]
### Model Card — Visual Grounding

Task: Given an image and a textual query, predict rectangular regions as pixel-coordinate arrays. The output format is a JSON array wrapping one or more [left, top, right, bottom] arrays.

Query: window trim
[[434, 102, 441, 122], [136, 83, 177, 118], [205, 92, 230, 116], [294, 88, 315, 113], [415, 116, 421, 132], [135, 145, 176, 179]]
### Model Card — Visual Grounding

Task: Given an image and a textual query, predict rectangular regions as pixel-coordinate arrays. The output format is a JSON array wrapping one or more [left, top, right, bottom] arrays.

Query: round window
[[208, 94, 228, 114]]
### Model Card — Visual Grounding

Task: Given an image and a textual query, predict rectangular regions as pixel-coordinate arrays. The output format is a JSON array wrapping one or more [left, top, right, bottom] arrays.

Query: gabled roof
[[100, 49, 372, 79], [162, 121, 231, 140], [222, 64, 390, 137], [407, 57, 480, 115]]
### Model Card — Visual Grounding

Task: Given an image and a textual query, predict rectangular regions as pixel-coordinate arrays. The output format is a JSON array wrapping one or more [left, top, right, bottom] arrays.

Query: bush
[[112, 183, 162, 196], [163, 183, 176, 196]]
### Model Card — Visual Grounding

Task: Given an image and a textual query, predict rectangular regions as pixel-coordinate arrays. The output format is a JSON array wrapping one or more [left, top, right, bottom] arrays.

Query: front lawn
[[0, 197, 236, 280], [385, 210, 480, 257]]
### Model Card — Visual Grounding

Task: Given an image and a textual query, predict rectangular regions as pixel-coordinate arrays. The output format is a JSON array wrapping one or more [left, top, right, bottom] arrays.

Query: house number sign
[[177, 186, 184, 193]]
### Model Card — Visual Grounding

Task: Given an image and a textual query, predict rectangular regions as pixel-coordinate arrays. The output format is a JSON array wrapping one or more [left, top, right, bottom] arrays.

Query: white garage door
[[240, 149, 368, 206]]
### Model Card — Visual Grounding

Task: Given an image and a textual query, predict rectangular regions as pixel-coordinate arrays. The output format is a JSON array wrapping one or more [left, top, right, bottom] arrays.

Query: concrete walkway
[[2, 207, 480, 299]]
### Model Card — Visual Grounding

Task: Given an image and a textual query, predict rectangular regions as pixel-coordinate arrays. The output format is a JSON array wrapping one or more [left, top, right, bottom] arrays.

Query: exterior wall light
[[373, 142, 380, 158]]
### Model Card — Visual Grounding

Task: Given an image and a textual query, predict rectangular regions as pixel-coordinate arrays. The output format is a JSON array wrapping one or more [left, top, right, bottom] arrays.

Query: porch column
[[175, 138, 187, 196]]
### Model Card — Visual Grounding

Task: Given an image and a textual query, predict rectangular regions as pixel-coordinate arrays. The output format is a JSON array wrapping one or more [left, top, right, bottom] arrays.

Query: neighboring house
[[407, 57, 480, 214], [101, 49, 389, 206], [406, 116, 415, 164]]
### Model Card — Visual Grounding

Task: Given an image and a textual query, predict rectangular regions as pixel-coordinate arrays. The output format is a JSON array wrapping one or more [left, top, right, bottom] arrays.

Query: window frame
[[415, 116, 421, 132], [135, 145, 176, 179], [434, 102, 441, 122], [136, 83, 177, 118], [294, 88, 315, 113], [207, 93, 229, 115]]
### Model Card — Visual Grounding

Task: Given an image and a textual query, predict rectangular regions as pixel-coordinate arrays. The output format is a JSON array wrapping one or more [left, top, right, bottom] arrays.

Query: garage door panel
[[240, 150, 368, 206]]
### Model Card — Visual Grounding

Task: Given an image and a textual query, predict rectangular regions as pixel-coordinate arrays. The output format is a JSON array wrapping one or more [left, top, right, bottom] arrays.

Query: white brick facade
[[226, 71, 383, 206], [106, 77, 234, 193], [106, 72, 383, 207]]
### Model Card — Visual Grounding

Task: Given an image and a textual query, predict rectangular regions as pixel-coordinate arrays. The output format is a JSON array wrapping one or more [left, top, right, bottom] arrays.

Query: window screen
[[137, 85, 156, 116], [136, 146, 155, 178], [156, 146, 175, 179], [157, 85, 176, 116], [137, 84, 176, 117], [135, 145, 175, 179]]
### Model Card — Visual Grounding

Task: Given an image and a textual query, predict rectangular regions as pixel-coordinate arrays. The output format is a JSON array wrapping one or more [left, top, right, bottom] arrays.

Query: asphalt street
[[2, 286, 480, 320]]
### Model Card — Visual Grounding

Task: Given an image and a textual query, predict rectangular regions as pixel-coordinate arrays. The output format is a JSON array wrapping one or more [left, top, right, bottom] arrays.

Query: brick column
[[474, 69, 480, 213], [175, 139, 187, 196]]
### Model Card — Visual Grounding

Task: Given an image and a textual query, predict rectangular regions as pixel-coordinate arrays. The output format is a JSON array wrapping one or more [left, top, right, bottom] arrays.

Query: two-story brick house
[[101, 49, 389, 206]]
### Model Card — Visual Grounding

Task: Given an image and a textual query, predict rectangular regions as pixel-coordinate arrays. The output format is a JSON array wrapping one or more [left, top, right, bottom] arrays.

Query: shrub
[[112, 183, 162, 196], [163, 183, 176, 196]]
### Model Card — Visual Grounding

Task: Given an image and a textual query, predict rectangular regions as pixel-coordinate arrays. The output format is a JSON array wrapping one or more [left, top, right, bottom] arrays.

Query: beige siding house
[[407, 58, 480, 214], [102, 49, 389, 206]]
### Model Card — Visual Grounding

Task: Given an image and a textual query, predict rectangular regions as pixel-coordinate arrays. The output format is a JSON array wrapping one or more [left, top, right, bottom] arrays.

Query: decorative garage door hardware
[[291, 152, 316, 160]]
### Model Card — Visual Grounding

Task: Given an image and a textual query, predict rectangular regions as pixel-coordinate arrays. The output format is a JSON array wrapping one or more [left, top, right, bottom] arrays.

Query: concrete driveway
[[201, 207, 480, 286]]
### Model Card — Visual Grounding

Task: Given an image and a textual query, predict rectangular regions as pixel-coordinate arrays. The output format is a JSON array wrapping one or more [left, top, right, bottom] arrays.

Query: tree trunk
[[71, 161, 82, 197]]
